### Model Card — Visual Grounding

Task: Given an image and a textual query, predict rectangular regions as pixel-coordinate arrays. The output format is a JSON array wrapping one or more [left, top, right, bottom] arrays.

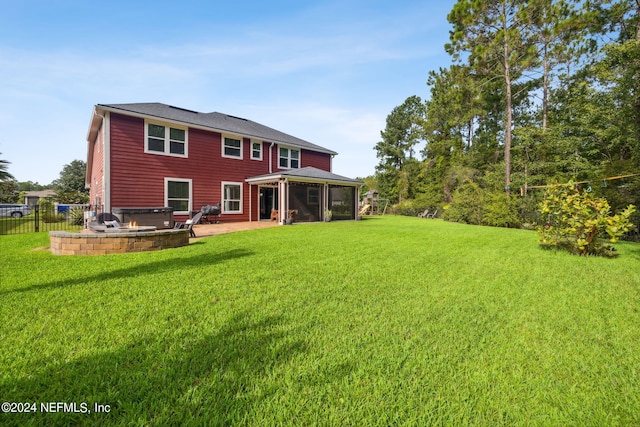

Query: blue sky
[[0, 0, 456, 184]]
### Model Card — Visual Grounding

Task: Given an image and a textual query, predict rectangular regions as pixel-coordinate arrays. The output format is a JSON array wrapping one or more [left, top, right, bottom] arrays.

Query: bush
[[67, 207, 86, 226], [537, 183, 636, 257], [38, 198, 64, 223], [482, 192, 521, 228], [391, 199, 431, 217], [442, 181, 485, 225]]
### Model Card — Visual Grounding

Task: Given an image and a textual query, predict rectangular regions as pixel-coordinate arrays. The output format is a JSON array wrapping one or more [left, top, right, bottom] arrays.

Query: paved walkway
[[190, 220, 279, 238]]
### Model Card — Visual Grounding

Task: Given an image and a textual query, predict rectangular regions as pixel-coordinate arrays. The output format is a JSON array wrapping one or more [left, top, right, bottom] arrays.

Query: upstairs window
[[223, 135, 243, 159], [146, 122, 187, 157], [251, 141, 262, 160], [279, 146, 300, 169]]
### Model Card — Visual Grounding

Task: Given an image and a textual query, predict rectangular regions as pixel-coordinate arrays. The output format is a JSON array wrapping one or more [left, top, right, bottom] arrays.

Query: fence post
[[34, 205, 39, 232]]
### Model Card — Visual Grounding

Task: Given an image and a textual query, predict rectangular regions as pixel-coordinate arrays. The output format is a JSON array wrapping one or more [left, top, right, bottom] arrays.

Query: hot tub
[[112, 207, 174, 229]]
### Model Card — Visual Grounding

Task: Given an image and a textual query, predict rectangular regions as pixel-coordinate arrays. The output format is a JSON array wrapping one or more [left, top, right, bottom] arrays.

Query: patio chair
[[87, 222, 107, 232], [89, 212, 121, 231], [426, 209, 438, 219], [418, 209, 429, 218], [174, 211, 203, 238], [97, 212, 121, 226]]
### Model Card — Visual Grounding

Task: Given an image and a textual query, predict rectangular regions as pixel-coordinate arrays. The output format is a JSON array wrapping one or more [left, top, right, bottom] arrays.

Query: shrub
[[537, 183, 636, 257], [482, 192, 521, 228], [391, 199, 431, 217], [67, 207, 86, 226], [442, 181, 485, 225], [38, 198, 64, 223]]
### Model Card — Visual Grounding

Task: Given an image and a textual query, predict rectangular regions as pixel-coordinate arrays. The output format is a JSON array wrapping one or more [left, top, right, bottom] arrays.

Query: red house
[[85, 103, 362, 225]]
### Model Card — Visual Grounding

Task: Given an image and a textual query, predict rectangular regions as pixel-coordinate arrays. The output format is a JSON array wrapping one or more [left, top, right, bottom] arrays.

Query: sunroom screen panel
[[328, 185, 355, 220], [288, 183, 322, 222]]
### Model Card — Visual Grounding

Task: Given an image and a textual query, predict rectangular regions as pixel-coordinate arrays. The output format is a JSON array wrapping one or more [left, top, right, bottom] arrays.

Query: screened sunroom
[[246, 167, 362, 224]]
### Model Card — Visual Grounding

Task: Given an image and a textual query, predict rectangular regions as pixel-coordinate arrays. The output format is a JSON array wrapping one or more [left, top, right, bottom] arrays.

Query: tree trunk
[[542, 41, 549, 131], [503, 4, 512, 196], [636, 0, 640, 144]]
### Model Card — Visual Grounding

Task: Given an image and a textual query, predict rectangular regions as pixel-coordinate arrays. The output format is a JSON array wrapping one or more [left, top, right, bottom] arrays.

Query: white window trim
[[222, 134, 244, 160], [165, 177, 192, 215], [221, 181, 243, 214], [145, 120, 188, 158], [251, 140, 263, 161], [278, 145, 301, 169]]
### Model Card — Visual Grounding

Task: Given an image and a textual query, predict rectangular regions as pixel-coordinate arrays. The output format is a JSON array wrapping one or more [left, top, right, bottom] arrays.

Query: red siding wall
[[301, 149, 332, 170], [266, 145, 332, 172], [106, 112, 333, 222]]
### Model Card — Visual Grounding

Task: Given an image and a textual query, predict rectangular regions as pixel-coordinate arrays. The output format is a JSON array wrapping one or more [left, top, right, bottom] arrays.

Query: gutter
[[269, 142, 275, 174]]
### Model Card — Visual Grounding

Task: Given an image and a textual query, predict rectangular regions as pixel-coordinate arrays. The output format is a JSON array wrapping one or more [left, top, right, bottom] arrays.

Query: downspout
[[269, 142, 275, 173]]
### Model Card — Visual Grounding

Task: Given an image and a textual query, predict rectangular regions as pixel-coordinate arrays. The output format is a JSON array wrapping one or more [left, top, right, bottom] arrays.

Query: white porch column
[[278, 179, 287, 225], [248, 184, 252, 222], [356, 186, 361, 220], [323, 183, 329, 219]]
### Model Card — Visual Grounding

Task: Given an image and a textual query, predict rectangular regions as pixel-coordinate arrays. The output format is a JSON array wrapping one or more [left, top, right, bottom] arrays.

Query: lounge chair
[[174, 211, 203, 238], [426, 209, 438, 219], [97, 212, 121, 226], [87, 222, 107, 232], [88, 212, 121, 231], [418, 209, 429, 218]]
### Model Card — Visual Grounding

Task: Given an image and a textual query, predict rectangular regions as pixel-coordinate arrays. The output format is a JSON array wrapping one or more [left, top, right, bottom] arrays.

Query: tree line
[[370, 0, 639, 228], [0, 157, 89, 204]]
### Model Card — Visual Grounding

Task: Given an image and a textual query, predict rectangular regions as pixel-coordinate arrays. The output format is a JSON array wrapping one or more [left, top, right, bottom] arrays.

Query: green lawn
[[1, 216, 639, 426]]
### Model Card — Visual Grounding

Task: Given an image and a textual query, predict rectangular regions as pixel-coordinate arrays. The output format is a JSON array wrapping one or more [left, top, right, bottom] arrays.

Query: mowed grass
[[1, 216, 639, 426]]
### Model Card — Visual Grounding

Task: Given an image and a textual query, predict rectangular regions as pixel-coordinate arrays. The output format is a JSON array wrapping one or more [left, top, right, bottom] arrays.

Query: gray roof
[[24, 190, 56, 198], [97, 102, 337, 155], [247, 167, 363, 185]]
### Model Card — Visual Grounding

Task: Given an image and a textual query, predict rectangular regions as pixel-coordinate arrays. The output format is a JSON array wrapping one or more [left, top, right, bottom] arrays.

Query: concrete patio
[[190, 220, 279, 238]]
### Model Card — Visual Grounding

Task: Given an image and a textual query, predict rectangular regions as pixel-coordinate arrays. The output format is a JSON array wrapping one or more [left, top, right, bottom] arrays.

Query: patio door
[[259, 186, 278, 220]]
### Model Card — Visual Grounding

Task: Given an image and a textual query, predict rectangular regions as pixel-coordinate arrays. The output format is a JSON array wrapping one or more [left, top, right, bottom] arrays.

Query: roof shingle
[[247, 167, 363, 185], [97, 102, 337, 155]]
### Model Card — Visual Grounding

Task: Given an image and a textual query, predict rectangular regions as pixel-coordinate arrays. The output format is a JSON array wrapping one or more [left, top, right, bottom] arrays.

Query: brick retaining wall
[[49, 229, 190, 255]]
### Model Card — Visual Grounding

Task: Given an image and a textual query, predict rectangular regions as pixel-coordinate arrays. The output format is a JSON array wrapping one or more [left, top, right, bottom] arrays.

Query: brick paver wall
[[49, 229, 190, 255]]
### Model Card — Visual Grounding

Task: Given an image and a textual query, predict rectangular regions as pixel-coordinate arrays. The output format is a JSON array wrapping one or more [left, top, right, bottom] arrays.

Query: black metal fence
[[0, 205, 103, 235]]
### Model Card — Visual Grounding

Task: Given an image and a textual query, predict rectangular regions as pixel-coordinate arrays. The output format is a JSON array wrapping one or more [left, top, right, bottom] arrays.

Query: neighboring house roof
[[24, 190, 56, 198], [93, 102, 338, 155], [246, 167, 363, 186]]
